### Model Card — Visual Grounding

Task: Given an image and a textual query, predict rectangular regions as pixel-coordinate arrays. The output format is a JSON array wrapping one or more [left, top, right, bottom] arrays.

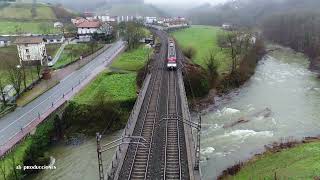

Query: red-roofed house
[[76, 21, 102, 35]]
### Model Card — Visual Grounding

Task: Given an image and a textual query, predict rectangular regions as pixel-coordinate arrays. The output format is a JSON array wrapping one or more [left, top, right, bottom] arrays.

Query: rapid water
[[200, 46, 320, 179], [29, 131, 122, 180]]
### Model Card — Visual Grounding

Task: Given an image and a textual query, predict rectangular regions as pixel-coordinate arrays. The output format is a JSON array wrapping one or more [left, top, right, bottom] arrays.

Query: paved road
[[0, 41, 125, 148]]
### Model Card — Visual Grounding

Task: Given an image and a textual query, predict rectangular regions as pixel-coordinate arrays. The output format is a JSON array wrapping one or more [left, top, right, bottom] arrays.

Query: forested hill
[[187, 0, 320, 27]]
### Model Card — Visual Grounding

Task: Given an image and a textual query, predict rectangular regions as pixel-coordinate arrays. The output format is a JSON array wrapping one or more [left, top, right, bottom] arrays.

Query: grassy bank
[[53, 43, 104, 69], [111, 45, 152, 71], [62, 43, 151, 135], [223, 140, 320, 179], [171, 25, 231, 73], [74, 72, 137, 104], [0, 117, 56, 180]]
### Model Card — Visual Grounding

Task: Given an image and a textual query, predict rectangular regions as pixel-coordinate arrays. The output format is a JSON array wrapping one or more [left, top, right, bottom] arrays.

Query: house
[[77, 20, 99, 41], [222, 23, 233, 30], [145, 17, 157, 24], [42, 34, 65, 44], [76, 20, 102, 35], [54, 22, 63, 28], [14, 37, 47, 66], [71, 17, 87, 26], [0, 36, 11, 47]]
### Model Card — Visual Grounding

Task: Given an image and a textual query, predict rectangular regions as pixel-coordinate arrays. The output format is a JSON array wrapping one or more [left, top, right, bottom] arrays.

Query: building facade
[[14, 37, 47, 66]]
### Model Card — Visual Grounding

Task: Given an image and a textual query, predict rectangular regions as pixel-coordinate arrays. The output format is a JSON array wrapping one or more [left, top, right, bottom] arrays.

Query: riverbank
[[171, 25, 266, 110], [218, 137, 320, 179], [199, 44, 320, 179]]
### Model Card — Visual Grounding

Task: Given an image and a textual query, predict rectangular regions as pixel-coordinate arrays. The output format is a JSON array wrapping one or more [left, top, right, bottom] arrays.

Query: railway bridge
[[97, 29, 201, 180]]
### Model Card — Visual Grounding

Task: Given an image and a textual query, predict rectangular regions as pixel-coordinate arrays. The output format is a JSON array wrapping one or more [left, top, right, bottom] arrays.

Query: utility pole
[[194, 115, 201, 170], [95, 133, 147, 180], [96, 133, 104, 180]]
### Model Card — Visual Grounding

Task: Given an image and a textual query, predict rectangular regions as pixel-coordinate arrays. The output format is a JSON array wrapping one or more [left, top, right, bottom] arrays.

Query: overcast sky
[[145, 0, 229, 5]]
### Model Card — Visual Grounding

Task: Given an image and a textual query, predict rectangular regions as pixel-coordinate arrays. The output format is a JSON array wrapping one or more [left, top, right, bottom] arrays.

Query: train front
[[167, 39, 177, 70]]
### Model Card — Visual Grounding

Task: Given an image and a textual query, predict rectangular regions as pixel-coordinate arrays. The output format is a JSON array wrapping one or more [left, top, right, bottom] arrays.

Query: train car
[[167, 38, 177, 70]]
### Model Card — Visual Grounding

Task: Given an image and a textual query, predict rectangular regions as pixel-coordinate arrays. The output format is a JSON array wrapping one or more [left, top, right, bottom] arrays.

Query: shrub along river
[[30, 45, 320, 180]]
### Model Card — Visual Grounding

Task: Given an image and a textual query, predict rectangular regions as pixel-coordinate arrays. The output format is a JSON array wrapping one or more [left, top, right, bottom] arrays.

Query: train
[[167, 38, 177, 70]]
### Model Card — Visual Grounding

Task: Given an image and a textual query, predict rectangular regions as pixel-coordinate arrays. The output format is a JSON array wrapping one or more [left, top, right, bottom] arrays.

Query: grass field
[[73, 72, 137, 104], [229, 141, 320, 179], [0, 21, 58, 35], [0, 4, 56, 20], [111, 45, 151, 71], [171, 25, 231, 73], [53, 44, 103, 69]]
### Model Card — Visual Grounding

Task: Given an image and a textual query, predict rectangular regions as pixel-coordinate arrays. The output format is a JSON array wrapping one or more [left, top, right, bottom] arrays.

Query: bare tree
[[36, 64, 42, 79], [0, 78, 7, 106], [7, 64, 23, 98], [223, 31, 253, 74]]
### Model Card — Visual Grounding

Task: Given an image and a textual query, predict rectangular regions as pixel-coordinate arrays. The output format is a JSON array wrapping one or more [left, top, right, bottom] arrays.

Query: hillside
[[0, 3, 57, 20], [97, 3, 166, 17], [187, 0, 320, 27]]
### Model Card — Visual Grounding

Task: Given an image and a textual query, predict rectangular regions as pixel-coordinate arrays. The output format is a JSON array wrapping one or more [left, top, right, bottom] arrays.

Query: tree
[[120, 22, 145, 50], [205, 51, 219, 87], [36, 64, 42, 80], [7, 64, 23, 98], [0, 78, 7, 106], [222, 31, 253, 74], [88, 38, 98, 54]]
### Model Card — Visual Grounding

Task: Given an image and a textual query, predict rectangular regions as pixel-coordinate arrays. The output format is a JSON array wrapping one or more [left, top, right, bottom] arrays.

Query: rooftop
[[76, 21, 101, 28], [14, 37, 44, 44]]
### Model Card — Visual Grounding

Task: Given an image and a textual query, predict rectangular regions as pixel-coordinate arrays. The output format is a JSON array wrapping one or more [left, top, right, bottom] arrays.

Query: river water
[[29, 131, 122, 180], [30, 47, 320, 180], [200, 46, 320, 179]]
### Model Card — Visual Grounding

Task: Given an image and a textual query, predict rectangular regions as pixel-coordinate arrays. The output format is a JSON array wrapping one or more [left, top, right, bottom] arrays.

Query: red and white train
[[167, 38, 177, 70]]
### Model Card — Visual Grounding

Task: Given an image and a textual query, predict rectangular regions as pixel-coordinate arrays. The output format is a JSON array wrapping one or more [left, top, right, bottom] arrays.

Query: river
[[200, 46, 320, 179], [29, 131, 122, 180], [30, 46, 320, 180]]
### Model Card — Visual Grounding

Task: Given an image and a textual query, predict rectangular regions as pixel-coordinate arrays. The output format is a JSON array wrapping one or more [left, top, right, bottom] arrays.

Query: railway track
[[162, 71, 183, 180], [127, 61, 163, 179], [117, 30, 189, 180]]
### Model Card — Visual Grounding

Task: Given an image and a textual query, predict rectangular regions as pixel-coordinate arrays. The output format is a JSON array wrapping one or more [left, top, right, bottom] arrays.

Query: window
[[27, 55, 31, 60], [25, 49, 29, 53]]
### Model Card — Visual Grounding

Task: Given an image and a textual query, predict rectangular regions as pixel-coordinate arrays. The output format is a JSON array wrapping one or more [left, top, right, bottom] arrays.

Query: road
[[0, 40, 125, 151]]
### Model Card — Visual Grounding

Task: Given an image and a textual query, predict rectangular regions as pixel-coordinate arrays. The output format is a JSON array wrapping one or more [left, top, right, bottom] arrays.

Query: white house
[[42, 35, 65, 44], [222, 23, 233, 30], [54, 22, 63, 28], [145, 17, 157, 24], [76, 21, 102, 35], [0, 36, 11, 47], [14, 37, 47, 66]]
